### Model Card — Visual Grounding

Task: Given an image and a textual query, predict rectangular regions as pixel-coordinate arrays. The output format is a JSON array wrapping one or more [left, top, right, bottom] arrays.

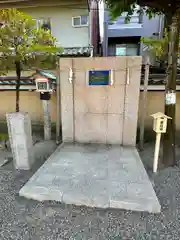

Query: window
[[37, 18, 51, 31], [72, 15, 88, 27], [81, 15, 88, 25], [116, 44, 138, 56], [126, 45, 138, 56], [116, 46, 126, 56]]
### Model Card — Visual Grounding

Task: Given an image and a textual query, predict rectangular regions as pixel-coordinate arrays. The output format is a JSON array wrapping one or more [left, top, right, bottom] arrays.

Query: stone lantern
[[34, 70, 56, 140]]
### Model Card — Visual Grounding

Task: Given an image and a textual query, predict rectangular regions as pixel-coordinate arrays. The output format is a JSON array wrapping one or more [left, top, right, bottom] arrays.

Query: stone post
[[6, 112, 34, 170], [42, 100, 51, 141]]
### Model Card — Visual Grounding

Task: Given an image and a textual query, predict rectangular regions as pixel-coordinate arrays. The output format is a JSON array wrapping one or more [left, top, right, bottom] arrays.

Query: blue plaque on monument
[[88, 70, 110, 86]]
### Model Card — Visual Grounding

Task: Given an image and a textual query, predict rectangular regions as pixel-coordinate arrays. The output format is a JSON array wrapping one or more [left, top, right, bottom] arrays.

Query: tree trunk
[[161, 15, 172, 68], [15, 61, 21, 112], [162, 13, 180, 167]]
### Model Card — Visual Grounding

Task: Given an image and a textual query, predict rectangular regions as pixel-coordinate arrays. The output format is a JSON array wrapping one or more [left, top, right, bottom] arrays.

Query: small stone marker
[[6, 112, 34, 170]]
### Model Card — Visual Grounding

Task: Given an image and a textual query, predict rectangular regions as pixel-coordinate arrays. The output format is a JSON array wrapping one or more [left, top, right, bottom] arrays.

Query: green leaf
[[106, 0, 165, 20], [0, 8, 63, 74], [141, 28, 169, 59]]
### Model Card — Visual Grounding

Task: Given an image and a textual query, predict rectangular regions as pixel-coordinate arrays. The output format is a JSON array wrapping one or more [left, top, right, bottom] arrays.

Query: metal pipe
[[56, 60, 61, 145]]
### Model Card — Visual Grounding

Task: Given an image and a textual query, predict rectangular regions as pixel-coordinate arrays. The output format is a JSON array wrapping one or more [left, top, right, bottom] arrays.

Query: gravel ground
[[0, 142, 180, 239]]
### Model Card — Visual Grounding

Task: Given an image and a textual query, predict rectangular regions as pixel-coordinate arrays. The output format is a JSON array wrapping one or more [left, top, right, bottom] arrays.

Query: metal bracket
[[126, 67, 130, 85], [69, 68, 73, 83], [110, 69, 114, 86]]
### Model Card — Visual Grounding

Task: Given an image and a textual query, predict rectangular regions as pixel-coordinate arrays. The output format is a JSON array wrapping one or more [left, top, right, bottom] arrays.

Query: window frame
[[116, 44, 127, 56], [115, 44, 139, 56], [72, 15, 88, 27]]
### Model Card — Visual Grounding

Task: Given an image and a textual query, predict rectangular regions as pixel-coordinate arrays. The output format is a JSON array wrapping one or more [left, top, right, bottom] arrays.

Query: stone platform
[[19, 143, 161, 213]]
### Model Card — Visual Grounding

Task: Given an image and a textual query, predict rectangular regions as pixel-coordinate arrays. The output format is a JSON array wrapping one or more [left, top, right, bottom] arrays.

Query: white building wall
[[20, 6, 90, 48]]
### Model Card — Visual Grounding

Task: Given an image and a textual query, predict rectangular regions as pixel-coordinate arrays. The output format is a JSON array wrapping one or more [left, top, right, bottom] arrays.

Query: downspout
[[56, 60, 61, 144], [103, 19, 108, 56], [103, 2, 109, 57], [89, 0, 102, 56], [91, 0, 99, 56], [96, 1, 100, 55], [158, 14, 163, 39], [88, 0, 92, 49]]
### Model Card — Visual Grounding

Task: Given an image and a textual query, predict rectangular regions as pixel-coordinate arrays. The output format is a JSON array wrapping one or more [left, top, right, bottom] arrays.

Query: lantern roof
[[151, 112, 172, 119], [37, 70, 56, 81]]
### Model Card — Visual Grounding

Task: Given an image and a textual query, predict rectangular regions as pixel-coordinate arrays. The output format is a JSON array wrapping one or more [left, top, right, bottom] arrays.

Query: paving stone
[[62, 178, 109, 208], [0, 142, 180, 239], [19, 143, 161, 213]]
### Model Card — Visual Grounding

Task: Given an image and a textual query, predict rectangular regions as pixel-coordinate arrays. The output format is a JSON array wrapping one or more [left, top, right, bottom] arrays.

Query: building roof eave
[[58, 46, 93, 57]]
